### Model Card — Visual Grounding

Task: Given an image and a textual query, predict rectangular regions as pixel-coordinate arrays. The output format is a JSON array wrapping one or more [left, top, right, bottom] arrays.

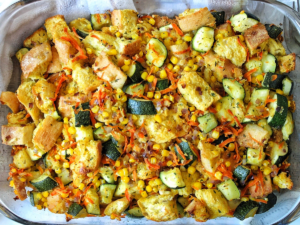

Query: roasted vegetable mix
[[1, 8, 295, 222]]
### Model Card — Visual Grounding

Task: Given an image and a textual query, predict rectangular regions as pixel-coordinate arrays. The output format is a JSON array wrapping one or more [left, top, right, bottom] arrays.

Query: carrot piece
[[237, 37, 245, 48], [271, 74, 277, 81], [90, 111, 96, 126], [243, 68, 257, 82], [55, 177, 65, 190], [175, 144, 186, 160], [188, 121, 199, 126], [234, 142, 240, 163], [173, 47, 191, 55], [152, 77, 157, 91], [72, 27, 83, 40], [160, 84, 177, 94], [144, 158, 160, 170], [208, 106, 217, 114], [50, 73, 67, 102], [201, 50, 210, 57], [248, 133, 264, 146], [125, 189, 131, 202], [219, 137, 236, 148], [171, 23, 184, 36], [145, 32, 153, 38], [18, 113, 31, 122], [190, 144, 200, 162], [253, 198, 268, 204]]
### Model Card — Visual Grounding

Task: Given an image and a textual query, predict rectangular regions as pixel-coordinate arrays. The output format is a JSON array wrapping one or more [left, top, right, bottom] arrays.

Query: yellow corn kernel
[[110, 214, 116, 220], [162, 150, 170, 157], [63, 117, 68, 124], [192, 64, 198, 71], [67, 148, 74, 155], [121, 65, 130, 72], [199, 133, 207, 141], [141, 191, 148, 198], [121, 95, 127, 102], [61, 192, 68, 198], [150, 157, 157, 164], [43, 202, 48, 207], [225, 161, 231, 167], [92, 176, 98, 184], [41, 197, 47, 202], [160, 69, 167, 79], [36, 205, 42, 210], [183, 35, 192, 42], [172, 65, 181, 73], [68, 126, 76, 135], [167, 160, 173, 167], [115, 31, 121, 37], [149, 18, 155, 25], [228, 143, 235, 151], [160, 31, 168, 39], [11, 168, 17, 173], [239, 35, 245, 42], [263, 167, 272, 176], [215, 33, 224, 40], [138, 180, 145, 189], [241, 197, 249, 202], [211, 76, 217, 83], [190, 115, 197, 122], [121, 118, 129, 125], [152, 186, 158, 193], [175, 39, 183, 45], [95, 180, 101, 187], [154, 114, 162, 123], [206, 182, 213, 189], [164, 38, 172, 48], [132, 115, 138, 121], [95, 123, 102, 129], [115, 160, 121, 167], [147, 75, 155, 83], [91, 105, 99, 114], [170, 56, 179, 65], [42, 191, 49, 198], [112, 106, 118, 112], [36, 193, 42, 200], [187, 59, 194, 67], [87, 172, 93, 178], [86, 48, 93, 55], [215, 171, 223, 180], [155, 178, 162, 186], [169, 95, 174, 102], [147, 92, 154, 98], [189, 106, 196, 112], [148, 180, 155, 187], [153, 144, 160, 150], [153, 66, 159, 73], [141, 72, 148, 80], [188, 166, 196, 175], [154, 92, 161, 99], [79, 183, 85, 190], [256, 74, 264, 82], [196, 55, 203, 62], [20, 177, 26, 182], [121, 168, 129, 177], [163, 95, 170, 100], [167, 63, 173, 70], [63, 162, 70, 168], [263, 160, 270, 167], [276, 89, 284, 95], [122, 176, 130, 183], [215, 102, 222, 112], [240, 10, 245, 14], [124, 59, 131, 65], [103, 111, 110, 118], [129, 158, 136, 163], [184, 66, 191, 72], [212, 130, 220, 139], [268, 141, 274, 147], [146, 185, 152, 192], [132, 34, 140, 40], [251, 165, 258, 170], [107, 49, 118, 55], [193, 181, 202, 190], [139, 51, 143, 57]]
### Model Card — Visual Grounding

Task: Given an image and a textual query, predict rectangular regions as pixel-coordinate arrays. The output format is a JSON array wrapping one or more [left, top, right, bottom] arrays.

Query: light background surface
[[0, 0, 298, 224]]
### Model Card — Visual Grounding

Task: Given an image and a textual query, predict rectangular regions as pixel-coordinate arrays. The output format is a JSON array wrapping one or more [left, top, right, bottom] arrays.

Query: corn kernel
[[132, 115, 138, 121], [11, 168, 17, 173], [150, 157, 157, 164], [36, 205, 42, 210], [95, 180, 101, 187], [42, 191, 49, 198], [115, 160, 121, 167], [103, 111, 110, 118], [121, 168, 129, 177], [199, 133, 207, 141], [211, 76, 217, 83], [206, 182, 213, 189], [121, 95, 127, 102], [153, 144, 160, 150], [20, 177, 26, 182], [256, 74, 264, 82], [79, 183, 85, 190], [111, 214, 116, 220], [187, 59, 193, 67], [212, 130, 220, 139], [193, 181, 202, 190], [215, 171, 223, 180], [155, 178, 162, 186], [251, 165, 258, 170], [228, 143, 235, 151], [263, 160, 270, 167], [160, 69, 167, 79], [192, 64, 198, 71], [188, 166, 196, 175], [189, 106, 196, 112], [215, 34, 224, 40], [149, 180, 155, 187], [239, 35, 245, 42], [196, 55, 203, 62], [111, 106, 118, 112], [172, 65, 181, 73], [184, 66, 191, 72], [263, 167, 272, 176], [162, 150, 170, 157], [240, 10, 245, 14], [129, 158, 136, 163], [183, 35, 192, 42], [147, 92, 154, 98], [163, 95, 170, 100], [55, 154, 60, 160], [276, 89, 284, 95], [175, 39, 183, 45], [122, 176, 130, 183], [146, 185, 152, 192], [86, 48, 93, 54], [147, 75, 155, 83], [63, 162, 70, 168], [160, 31, 168, 39], [91, 105, 99, 114], [139, 51, 143, 57], [170, 56, 179, 65], [121, 65, 130, 72], [141, 191, 148, 198], [154, 114, 162, 123], [61, 192, 68, 198], [152, 186, 158, 193], [154, 92, 161, 99], [225, 161, 231, 167], [132, 34, 140, 40], [167, 63, 173, 70], [107, 49, 118, 55], [138, 180, 145, 189], [87, 172, 93, 178], [167, 160, 173, 167], [190, 115, 197, 122], [141, 72, 148, 80], [241, 197, 249, 202], [36, 193, 42, 200], [115, 31, 121, 37], [124, 59, 131, 65], [68, 127, 76, 135], [121, 118, 129, 125], [67, 148, 73, 155], [64, 117, 68, 124], [149, 18, 155, 25]]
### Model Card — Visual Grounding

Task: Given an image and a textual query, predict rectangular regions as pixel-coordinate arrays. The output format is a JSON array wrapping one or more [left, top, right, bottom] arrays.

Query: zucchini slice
[[159, 24, 173, 32], [246, 148, 265, 166], [257, 193, 277, 214], [174, 141, 198, 166], [177, 196, 190, 208], [258, 118, 273, 136], [125, 207, 144, 218], [245, 58, 263, 77], [217, 179, 240, 201], [127, 98, 157, 115], [30, 191, 40, 206], [233, 165, 251, 184], [282, 77, 293, 96], [85, 188, 100, 215], [75, 126, 93, 142], [265, 24, 283, 39], [222, 78, 245, 100], [262, 73, 285, 89], [69, 18, 92, 38], [146, 38, 168, 67], [234, 200, 259, 220], [30, 174, 58, 192], [192, 27, 215, 53], [177, 202, 185, 218], [91, 14, 111, 30], [16, 48, 29, 62], [211, 11, 225, 26], [93, 126, 110, 142], [230, 12, 259, 33], [156, 79, 169, 91], [282, 111, 294, 140], [68, 202, 86, 217], [160, 168, 186, 189], [102, 139, 121, 161], [126, 62, 145, 83], [261, 54, 277, 73], [198, 113, 218, 133], [99, 184, 117, 204], [73, 102, 91, 127], [122, 83, 145, 96], [100, 166, 115, 184], [267, 93, 288, 128], [58, 168, 73, 185], [270, 141, 289, 165]]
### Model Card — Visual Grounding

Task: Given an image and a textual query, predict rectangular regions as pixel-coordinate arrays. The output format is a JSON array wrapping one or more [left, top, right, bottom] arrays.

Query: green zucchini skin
[[102, 139, 121, 161], [233, 165, 250, 184], [73, 102, 91, 127], [125, 207, 144, 218], [211, 11, 225, 26], [265, 24, 283, 39], [192, 27, 215, 53], [234, 200, 259, 220], [76, 29, 89, 38], [126, 62, 145, 83], [146, 38, 168, 67], [245, 12, 260, 21], [127, 98, 157, 115], [267, 94, 288, 128], [222, 78, 245, 100], [174, 141, 198, 167], [68, 202, 84, 217], [30, 191, 39, 206], [198, 113, 218, 133], [30, 175, 58, 192], [256, 193, 277, 214], [282, 77, 294, 96], [156, 79, 169, 91], [177, 202, 185, 218], [262, 73, 285, 89], [213, 134, 231, 146]]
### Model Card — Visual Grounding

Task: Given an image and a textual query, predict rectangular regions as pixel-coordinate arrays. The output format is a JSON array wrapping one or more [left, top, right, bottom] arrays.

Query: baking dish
[[0, 0, 300, 224]]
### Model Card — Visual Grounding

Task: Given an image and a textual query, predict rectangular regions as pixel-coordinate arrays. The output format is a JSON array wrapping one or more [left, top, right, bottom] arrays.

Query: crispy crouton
[[185, 199, 209, 222], [47, 46, 62, 73], [111, 10, 138, 38], [249, 175, 272, 198], [273, 172, 293, 190], [53, 39, 77, 65], [21, 42, 52, 79], [0, 91, 20, 113], [93, 52, 127, 89], [57, 94, 90, 118], [177, 8, 216, 32], [137, 162, 157, 180], [277, 53, 296, 73], [2, 123, 35, 145], [23, 28, 48, 48], [7, 111, 28, 124], [213, 59, 238, 82], [267, 38, 286, 56], [152, 15, 177, 28], [33, 116, 63, 152], [12, 175, 28, 200], [237, 124, 270, 149], [104, 197, 130, 216], [244, 23, 269, 55], [116, 38, 141, 56], [44, 15, 70, 40], [215, 23, 234, 38], [72, 66, 100, 94], [170, 42, 190, 59]]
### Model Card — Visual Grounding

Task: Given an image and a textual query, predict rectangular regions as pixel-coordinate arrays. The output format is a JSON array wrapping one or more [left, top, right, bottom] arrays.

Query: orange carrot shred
[[171, 23, 184, 36], [219, 137, 236, 148], [243, 68, 257, 82], [125, 189, 131, 202], [144, 158, 160, 170], [55, 177, 65, 190], [50, 73, 67, 102], [175, 144, 186, 160]]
